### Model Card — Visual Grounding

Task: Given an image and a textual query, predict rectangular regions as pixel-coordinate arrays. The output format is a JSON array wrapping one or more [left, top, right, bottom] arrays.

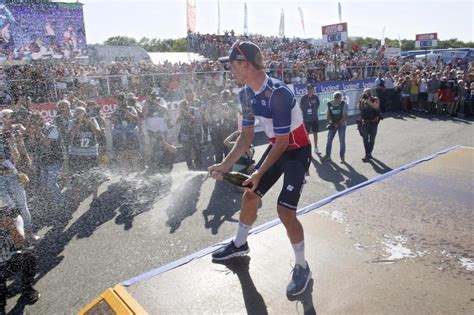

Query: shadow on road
[[212, 256, 268, 315], [31, 172, 170, 285], [165, 173, 205, 233], [368, 157, 393, 174], [202, 181, 242, 235], [313, 157, 368, 191]]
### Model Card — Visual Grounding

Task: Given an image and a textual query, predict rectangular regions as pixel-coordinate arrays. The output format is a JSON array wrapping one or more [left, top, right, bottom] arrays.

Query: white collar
[[247, 75, 270, 95]]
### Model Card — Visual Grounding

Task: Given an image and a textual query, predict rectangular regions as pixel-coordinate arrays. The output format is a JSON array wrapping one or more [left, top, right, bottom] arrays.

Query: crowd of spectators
[[1, 32, 474, 311]]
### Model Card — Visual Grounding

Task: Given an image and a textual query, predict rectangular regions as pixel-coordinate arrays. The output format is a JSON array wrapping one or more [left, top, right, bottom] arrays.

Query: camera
[[2, 129, 18, 139], [362, 94, 370, 100]]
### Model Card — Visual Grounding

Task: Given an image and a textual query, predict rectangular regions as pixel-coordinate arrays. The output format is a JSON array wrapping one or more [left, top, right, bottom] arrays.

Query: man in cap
[[210, 41, 312, 296]]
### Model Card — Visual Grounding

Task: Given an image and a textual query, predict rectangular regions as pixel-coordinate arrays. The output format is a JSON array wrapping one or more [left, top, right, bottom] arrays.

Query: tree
[[104, 36, 137, 46]]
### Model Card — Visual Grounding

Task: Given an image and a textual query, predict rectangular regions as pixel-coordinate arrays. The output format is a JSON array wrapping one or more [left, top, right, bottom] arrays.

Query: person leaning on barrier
[[0, 202, 40, 314], [358, 88, 380, 163]]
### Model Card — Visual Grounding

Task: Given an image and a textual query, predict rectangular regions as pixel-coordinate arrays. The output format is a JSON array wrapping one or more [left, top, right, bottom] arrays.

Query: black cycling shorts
[[304, 120, 319, 134], [254, 144, 311, 210]]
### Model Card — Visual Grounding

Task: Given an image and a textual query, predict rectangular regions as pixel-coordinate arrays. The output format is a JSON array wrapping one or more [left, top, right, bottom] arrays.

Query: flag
[[298, 7, 305, 33], [244, 3, 248, 36], [381, 26, 386, 48], [338, 2, 342, 22], [186, 0, 196, 33], [279, 9, 285, 37], [217, 0, 221, 35]]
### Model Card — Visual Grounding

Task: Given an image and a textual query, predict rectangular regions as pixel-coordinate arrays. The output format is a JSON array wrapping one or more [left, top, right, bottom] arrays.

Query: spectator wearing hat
[[321, 91, 348, 163], [299, 84, 321, 154]]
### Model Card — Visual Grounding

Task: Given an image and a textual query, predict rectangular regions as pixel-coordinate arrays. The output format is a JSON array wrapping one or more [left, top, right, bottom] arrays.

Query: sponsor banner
[[384, 47, 401, 57], [295, 89, 365, 120], [2, 98, 121, 122], [2, 2, 87, 61], [415, 33, 438, 41], [415, 33, 438, 49], [292, 79, 375, 96], [321, 22, 348, 44]]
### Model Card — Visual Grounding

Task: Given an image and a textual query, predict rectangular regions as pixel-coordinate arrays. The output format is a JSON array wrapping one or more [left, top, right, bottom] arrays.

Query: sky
[[77, 0, 473, 44]]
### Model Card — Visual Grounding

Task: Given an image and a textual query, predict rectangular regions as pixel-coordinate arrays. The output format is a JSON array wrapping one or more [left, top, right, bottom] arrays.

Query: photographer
[[206, 93, 228, 163], [321, 91, 348, 163], [359, 88, 380, 162], [177, 100, 203, 170], [0, 109, 34, 236], [299, 83, 321, 154], [68, 106, 101, 174], [0, 203, 40, 314], [111, 93, 140, 171], [86, 101, 108, 166], [143, 91, 176, 174]]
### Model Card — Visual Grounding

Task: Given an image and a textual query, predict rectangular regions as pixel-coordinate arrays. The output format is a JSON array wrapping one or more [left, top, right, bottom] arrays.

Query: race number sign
[[322, 22, 348, 44], [415, 33, 438, 49]]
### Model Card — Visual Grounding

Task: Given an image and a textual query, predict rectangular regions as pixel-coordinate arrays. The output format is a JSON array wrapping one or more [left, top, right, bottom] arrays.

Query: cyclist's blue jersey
[[239, 76, 309, 150]]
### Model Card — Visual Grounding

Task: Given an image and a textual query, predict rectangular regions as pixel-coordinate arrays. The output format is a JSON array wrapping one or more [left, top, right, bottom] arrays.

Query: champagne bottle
[[222, 172, 253, 188]]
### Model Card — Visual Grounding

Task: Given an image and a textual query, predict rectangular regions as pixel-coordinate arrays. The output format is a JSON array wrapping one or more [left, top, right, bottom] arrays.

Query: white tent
[[148, 52, 207, 64]]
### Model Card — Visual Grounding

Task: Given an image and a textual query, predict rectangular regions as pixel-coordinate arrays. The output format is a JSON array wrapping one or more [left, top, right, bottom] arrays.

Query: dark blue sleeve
[[239, 88, 255, 128], [269, 87, 294, 135]]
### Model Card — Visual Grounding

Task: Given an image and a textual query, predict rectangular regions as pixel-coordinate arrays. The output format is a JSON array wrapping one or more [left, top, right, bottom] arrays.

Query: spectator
[[358, 88, 380, 162], [374, 72, 386, 112], [321, 91, 348, 163], [299, 83, 321, 154], [418, 73, 428, 112], [408, 73, 419, 111], [177, 100, 203, 170], [68, 106, 101, 174], [142, 91, 176, 174], [206, 93, 228, 163], [427, 73, 440, 113], [0, 204, 40, 314], [110, 93, 140, 171], [0, 109, 34, 236]]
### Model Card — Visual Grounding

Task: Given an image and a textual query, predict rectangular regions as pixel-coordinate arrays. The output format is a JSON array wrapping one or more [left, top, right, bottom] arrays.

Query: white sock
[[234, 222, 251, 247], [292, 240, 307, 268]]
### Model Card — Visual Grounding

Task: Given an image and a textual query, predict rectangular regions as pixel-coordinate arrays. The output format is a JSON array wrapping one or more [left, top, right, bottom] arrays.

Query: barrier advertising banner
[[415, 33, 438, 49], [291, 79, 375, 118], [292, 79, 375, 96], [321, 22, 348, 43], [0, 2, 87, 61]]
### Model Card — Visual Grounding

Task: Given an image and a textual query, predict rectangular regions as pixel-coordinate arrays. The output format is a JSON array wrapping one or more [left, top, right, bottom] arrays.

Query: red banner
[[187, 0, 196, 32], [415, 33, 438, 41], [322, 22, 347, 35]]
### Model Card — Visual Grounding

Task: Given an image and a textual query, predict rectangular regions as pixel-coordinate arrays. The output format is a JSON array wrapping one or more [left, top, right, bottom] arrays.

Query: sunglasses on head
[[232, 40, 248, 62]]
